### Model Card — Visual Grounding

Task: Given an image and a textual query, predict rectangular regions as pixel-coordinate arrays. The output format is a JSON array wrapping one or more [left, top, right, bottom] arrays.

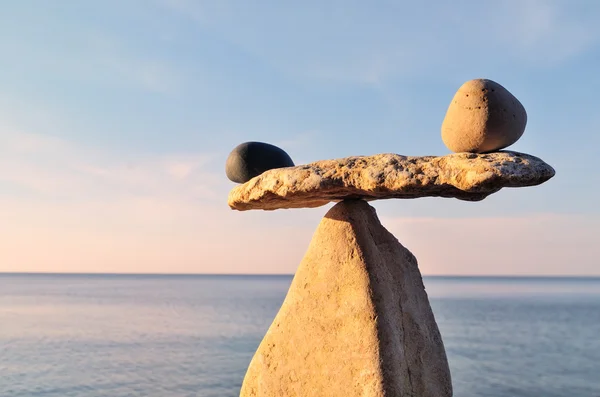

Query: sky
[[0, 0, 599, 275]]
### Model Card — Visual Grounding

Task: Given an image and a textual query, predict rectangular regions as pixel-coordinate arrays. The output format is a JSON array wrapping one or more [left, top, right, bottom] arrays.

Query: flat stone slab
[[228, 151, 555, 211]]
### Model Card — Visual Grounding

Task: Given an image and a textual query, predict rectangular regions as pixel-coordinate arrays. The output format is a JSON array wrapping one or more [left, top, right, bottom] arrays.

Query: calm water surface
[[1, 274, 599, 397]]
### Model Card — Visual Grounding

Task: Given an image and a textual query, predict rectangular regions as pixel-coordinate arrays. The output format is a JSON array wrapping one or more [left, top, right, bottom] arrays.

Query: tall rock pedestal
[[240, 200, 452, 397]]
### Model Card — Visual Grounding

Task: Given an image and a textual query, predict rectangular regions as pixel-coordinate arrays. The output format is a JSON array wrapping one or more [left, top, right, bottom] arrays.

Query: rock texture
[[240, 200, 452, 397], [228, 151, 555, 211], [226, 141, 295, 184], [441, 79, 527, 153]]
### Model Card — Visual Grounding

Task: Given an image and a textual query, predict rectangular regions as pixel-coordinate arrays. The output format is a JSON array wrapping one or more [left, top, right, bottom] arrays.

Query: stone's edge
[[228, 151, 555, 211]]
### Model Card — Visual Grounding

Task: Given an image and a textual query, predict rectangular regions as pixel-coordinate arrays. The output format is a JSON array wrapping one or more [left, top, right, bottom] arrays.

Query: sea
[[1, 274, 599, 397]]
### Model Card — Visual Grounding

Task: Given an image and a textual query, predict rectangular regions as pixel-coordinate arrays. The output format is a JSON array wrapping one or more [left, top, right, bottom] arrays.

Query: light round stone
[[225, 141, 295, 184], [441, 79, 527, 153]]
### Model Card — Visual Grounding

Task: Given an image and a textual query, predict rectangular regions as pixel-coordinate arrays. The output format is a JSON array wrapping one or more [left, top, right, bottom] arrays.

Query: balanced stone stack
[[224, 78, 555, 397]]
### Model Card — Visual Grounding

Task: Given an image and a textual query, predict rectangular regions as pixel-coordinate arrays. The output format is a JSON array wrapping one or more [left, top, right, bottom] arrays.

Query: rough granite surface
[[240, 200, 453, 397], [228, 151, 555, 211]]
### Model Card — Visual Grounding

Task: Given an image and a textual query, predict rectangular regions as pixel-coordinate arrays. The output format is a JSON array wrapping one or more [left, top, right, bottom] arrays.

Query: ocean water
[[1, 274, 599, 397]]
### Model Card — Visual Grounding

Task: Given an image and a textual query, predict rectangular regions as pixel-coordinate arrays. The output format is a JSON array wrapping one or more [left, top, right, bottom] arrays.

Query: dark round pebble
[[225, 141, 295, 183]]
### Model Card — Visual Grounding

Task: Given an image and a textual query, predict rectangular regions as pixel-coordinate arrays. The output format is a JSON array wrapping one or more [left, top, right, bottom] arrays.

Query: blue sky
[[0, 0, 598, 275]]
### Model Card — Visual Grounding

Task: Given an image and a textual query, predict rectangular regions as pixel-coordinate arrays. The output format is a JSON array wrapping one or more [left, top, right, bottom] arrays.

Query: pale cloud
[[0, 125, 322, 274], [165, 161, 196, 180], [0, 126, 218, 201], [0, 195, 319, 274], [2, 130, 72, 153], [158, 0, 600, 84]]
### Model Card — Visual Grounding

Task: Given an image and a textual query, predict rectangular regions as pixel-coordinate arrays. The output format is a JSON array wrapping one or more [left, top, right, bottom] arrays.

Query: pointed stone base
[[240, 200, 452, 397]]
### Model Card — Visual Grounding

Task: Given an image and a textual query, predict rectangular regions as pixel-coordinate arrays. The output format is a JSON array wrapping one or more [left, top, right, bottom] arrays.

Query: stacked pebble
[[441, 79, 527, 153], [226, 141, 294, 183]]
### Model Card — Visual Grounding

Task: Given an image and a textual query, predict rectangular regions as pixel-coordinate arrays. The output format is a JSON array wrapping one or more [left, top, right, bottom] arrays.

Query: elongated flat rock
[[228, 151, 555, 211]]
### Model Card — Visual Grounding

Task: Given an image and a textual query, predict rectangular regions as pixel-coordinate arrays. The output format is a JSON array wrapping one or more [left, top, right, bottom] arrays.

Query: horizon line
[[1, 272, 599, 279]]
